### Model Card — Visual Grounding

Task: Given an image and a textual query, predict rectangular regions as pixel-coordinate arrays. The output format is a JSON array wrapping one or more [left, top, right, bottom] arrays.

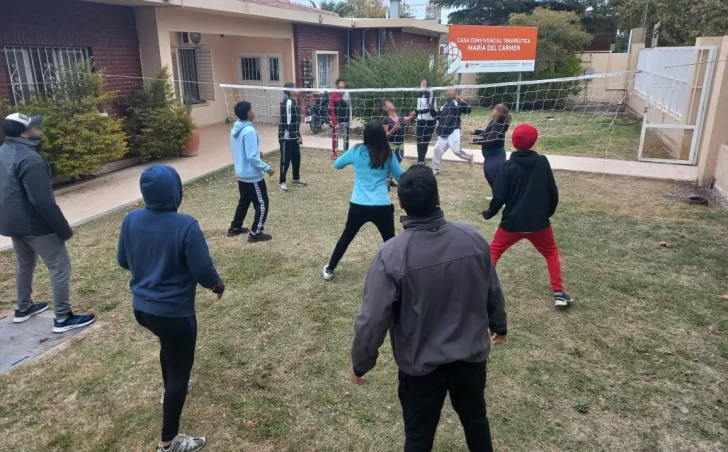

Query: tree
[[346, 0, 387, 18], [309, 0, 352, 17], [617, 0, 728, 47]]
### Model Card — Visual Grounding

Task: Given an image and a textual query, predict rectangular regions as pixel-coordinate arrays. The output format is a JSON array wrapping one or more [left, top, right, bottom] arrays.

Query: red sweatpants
[[490, 226, 563, 292]]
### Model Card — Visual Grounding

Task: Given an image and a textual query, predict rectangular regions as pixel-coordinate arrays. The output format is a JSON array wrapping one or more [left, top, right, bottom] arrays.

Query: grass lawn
[[1, 150, 727, 451], [461, 110, 643, 161]]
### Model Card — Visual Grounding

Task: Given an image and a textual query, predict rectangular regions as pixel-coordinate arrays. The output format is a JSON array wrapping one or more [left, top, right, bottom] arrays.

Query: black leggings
[[134, 310, 197, 442], [328, 203, 395, 271], [416, 119, 436, 164], [482, 150, 506, 190], [231, 180, 269, 234]]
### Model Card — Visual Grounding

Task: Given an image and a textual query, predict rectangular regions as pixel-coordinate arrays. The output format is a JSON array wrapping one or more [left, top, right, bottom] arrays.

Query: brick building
[[0, 0, 446, 125], [0, 0, 143, 115]]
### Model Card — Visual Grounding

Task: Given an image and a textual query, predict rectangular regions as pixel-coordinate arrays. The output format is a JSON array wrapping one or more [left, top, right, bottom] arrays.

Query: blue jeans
[[482, 149, 506, 189]]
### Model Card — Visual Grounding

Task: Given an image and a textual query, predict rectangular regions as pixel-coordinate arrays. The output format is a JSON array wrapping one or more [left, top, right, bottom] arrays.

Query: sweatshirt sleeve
[[333, 147, 355, 169], [183, 221, 222, 290], [244, 129, 270, 173], [18, 157, 73, 241], [116, 216, 129, 270], [546, 159, 559, 216], [351, 250, 398, 377], [390, 155, 404, 182], [485, 255, 507, 335], [487, 166, 509, 215], [459, 100, 472, 115]]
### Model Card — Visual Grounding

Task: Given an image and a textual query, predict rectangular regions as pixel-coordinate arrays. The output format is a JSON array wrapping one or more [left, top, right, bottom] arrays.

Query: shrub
[[340, 46, 454, 122], [125, 67, 193, 161], [477, 8, 591, 109], [0, 61, 128, 176]]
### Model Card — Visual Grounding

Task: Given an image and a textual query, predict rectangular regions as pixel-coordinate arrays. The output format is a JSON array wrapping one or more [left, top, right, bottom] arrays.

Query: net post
[[515, 72, 522, 112]]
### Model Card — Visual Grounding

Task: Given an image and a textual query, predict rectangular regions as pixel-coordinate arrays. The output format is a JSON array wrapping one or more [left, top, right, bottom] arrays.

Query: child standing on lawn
[[228, 101, 274, 242], [482, 123, 574, 307], [470, 103, 511, 190], [117, 164, 225, 452]]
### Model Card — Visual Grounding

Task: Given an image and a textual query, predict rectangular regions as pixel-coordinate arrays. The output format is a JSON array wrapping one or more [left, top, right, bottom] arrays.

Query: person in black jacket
[[482, 123, 574, 308], [0, 113, 96, 332], [432, 87, 474, 175], [278, 82, 307, 192], [470, 103, 511, 190], [414, 77, 437, 164]]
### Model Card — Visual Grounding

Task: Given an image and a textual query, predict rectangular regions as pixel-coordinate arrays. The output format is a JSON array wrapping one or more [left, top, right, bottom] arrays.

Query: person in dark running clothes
[[117, 165, 225, 452], [278, 82, 307, 193], [415, 77, 437, 164], [329, 78, 351, 160], [482, 124, 574, 308], [382, 99, 415, 186], [470, 103, 511, 190], [350, 165, 507, 452], [323, 119, 404, 280]]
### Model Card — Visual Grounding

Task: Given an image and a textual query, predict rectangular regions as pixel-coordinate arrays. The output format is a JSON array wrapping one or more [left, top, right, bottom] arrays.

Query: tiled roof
[[236, 0, 338, 16]]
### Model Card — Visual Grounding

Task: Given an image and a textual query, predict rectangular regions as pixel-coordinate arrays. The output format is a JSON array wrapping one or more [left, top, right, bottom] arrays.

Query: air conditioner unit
[[179, 32, 204, 46]]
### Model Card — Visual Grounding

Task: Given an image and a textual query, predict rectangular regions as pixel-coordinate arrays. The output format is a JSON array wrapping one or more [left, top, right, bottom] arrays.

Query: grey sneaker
[[161, 379, 194, 404], [292, 179, 308, 186], [157, 434, 206, 452]]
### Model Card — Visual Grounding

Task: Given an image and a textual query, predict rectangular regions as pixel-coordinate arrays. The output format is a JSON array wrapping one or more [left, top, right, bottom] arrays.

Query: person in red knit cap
[[482, 123, 574, 307]]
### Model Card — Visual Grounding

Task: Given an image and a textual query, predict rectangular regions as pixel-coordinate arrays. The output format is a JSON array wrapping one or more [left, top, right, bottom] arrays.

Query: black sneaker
[[53, 311, 96, 333], [227, 226, 250, 237], [389, 179, 398, 188], [13, 302, 49, 323], [248, 232, 272, 243], [554, 291, 574, 308]]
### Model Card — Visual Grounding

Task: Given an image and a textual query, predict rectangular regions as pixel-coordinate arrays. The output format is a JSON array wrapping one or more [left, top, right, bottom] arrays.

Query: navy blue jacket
[[117, 165, 221, 318], [0, 136, 72, 239]]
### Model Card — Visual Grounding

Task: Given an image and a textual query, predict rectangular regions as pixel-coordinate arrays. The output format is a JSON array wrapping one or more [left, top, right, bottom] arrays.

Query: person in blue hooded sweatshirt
[[227, 101, 274, 242], [117, 165, 224, 452]]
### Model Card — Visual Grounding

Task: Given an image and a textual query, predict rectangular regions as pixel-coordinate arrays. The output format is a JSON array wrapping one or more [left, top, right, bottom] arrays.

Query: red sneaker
[[331, 152, 337, 160]]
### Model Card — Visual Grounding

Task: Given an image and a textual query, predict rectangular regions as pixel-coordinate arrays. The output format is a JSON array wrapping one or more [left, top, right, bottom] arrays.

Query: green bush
[[0, 61, 128, 176], [340, 46, 454, 122], [477, 8, 592, 109], [125, 67, 193, 161]]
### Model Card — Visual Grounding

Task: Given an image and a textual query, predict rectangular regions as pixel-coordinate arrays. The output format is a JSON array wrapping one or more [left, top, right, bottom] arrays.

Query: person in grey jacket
[[350, 164, 507, 452], [0, 113, 95, 333]]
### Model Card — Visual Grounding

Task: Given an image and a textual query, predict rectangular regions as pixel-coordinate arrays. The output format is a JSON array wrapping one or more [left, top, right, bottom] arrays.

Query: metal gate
[[636, 46, 717, 164]]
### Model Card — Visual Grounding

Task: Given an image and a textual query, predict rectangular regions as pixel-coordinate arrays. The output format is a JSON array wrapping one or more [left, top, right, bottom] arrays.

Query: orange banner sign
[[447, 25, 538, 74]]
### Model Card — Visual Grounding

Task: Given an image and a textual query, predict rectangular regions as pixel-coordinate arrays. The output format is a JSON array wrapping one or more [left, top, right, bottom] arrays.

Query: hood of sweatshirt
[[232, 120, 252, 138], [140, 164, 183, 212], [510, 150, 540, 169]]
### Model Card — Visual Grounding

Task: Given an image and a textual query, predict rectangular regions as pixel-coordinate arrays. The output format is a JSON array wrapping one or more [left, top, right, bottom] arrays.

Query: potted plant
[[181, 94, 200, 157]]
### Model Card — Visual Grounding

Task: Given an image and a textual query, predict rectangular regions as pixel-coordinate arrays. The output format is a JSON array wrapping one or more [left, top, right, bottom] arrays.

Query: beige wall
[[135, 6, 296, 127], [696, 36, 728, 185], [715, 145, 728, 197], [577, 52, 629, 105]]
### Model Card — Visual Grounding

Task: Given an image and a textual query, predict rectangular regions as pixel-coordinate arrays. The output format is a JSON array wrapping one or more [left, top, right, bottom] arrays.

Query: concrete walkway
[[0, 123, 698, 251]]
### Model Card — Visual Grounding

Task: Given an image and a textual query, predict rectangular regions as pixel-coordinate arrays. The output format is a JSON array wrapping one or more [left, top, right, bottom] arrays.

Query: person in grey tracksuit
[[349, 165, 507, 452], [0, 113, 95, 333]]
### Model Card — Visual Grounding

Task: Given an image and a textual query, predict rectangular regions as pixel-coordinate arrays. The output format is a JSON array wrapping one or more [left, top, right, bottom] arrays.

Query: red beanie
[[511, 123, 539, 151]]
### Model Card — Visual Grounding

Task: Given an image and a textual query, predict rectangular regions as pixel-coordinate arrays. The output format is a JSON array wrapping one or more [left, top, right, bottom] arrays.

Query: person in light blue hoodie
[[227, 101, 275, 242], [323, 119, 404, 280]]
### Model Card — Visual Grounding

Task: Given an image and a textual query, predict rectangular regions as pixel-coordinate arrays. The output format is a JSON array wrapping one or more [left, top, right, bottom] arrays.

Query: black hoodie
[[484, 150, 558, 232]]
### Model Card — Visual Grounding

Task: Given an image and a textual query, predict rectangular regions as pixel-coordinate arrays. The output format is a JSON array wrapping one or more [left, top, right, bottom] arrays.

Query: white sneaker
[[468, 155, 475, 167], [157, 434, 206, 452], [292, 179, 308, 186], [323, 264, 334, 281], [161, 380, 194, 404], [279, 182, 288, 192]]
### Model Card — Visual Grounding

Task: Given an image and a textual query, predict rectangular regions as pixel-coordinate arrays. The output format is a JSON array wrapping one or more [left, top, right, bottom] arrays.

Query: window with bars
[[241, 57, 262, 81], [377, 29, 387, 56], [3, 46, 90, 105], [268, 57, 280, 82], [174, 47, 215, 104]]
